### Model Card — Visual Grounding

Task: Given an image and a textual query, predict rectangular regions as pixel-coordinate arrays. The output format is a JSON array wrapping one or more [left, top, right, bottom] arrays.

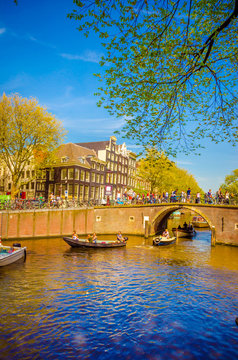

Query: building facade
[[0, 137, 150, 201], [76, 136, 137, 199]]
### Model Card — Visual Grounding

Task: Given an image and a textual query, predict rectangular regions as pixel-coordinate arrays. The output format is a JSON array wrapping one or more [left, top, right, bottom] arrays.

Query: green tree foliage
[[0, 94, 66, 197], [69, 0, 238, 155], [137, 148, 202, 194], [220, 169, 238, 194]]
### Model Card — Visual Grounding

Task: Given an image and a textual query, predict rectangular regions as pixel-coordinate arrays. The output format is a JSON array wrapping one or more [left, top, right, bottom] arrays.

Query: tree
[[137, 148, 172, 192], [220, 169, 238, 194], [69, 0, 238, 155], [137, 148, 202, 194], [0, 94, 66, 197]]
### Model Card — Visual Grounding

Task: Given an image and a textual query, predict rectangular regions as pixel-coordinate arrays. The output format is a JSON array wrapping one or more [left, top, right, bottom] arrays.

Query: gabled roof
[[75, 141, 110, 153], [55, 143, 97, 167]]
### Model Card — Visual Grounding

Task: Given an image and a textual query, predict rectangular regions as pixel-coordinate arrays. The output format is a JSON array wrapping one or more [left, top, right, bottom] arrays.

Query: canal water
[[0, 231, 238, 360]]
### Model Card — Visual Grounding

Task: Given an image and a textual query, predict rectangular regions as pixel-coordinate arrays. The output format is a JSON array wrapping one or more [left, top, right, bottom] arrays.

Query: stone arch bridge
[[94, 203, 238, 246], [1, 203, 238, 246]]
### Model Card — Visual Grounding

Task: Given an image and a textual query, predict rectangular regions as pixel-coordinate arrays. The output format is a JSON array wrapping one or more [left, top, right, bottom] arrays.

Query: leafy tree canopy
[[69, 0, 238, 155], [0, 93, 66, 197], [137, 148, 202, 194], [220, 169, 238, 194]]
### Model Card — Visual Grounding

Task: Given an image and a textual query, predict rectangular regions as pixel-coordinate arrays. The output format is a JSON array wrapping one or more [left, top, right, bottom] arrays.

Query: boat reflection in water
[[0, 231, 238, 360]]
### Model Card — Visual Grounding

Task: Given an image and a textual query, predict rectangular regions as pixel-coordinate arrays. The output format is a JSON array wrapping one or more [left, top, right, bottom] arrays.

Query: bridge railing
[[0, 194, 237, 210]]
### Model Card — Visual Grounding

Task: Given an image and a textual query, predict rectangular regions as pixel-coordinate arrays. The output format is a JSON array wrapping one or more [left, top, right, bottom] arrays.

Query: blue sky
[[0, 0, 237, 192]]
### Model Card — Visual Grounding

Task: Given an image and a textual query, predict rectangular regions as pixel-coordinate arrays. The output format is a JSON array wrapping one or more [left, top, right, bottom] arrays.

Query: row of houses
[[0, 136, 150, 202]]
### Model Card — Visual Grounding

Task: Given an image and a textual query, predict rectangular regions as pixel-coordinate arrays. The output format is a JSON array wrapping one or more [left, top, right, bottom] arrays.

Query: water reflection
[[0, 232, 238, 360]]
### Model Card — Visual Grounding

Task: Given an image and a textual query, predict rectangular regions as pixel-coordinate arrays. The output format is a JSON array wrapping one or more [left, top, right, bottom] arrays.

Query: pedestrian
[[195, 192, 201, 204], [187, 188, 191, 202]]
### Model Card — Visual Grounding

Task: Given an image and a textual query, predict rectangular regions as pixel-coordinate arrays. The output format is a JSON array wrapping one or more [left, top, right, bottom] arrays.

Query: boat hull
[[172, 228, 195, 238], [0, 246, 26, 267], [192, 221, 209, 228], [63, 237, 127, 248], [153, 236, 176, 246]]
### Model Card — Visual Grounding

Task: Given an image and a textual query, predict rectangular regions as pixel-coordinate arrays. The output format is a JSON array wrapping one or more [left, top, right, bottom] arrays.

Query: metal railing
[[0, 194, 237, 211]]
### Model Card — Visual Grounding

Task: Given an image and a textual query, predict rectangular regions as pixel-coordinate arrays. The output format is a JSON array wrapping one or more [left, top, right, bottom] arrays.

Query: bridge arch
[[151, 205, 215, 244]]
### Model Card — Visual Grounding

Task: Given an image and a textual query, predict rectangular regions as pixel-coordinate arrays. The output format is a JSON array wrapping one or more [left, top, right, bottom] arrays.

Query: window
[[78, 157, 85, 164], [84, 186, 89, 200], [96, 174, 100, 183], [100, 174, 104, 183], [97, 163, 100, 171], [91, 187, 95, 199], [101, 165, 104, 171], [69, 184, 73, 197], [61, 168, 67, 180], [92, 162, 96, 169], [61, 156, 69, 163], [49, 184, 54, 194], [21, 171, 25, 179], [31, 182, 35, 190], [68, 168, 74, 180], [85, 171, 90, 182], [95, 187, 99, 199], [74, 184, 79, 198], [26, 170, 30, 178], [91, 173, 95, 182], [80, 170, 85, 181], [49, 170, 54, 181], [79, 185, 84, 201], [32, 170, 35, 178], [42, 170, 46, 179], [75, 168, 79, 180]]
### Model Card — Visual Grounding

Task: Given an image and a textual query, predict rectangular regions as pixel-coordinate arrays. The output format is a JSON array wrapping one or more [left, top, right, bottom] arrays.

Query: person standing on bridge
[[187, 188, 191, 202], [195, 192, 201, 204]]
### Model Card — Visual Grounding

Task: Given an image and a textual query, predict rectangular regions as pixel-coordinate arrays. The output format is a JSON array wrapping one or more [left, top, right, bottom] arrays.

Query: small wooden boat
[[0, 244, 27, 267], [153, 236, 176, 246], [63, 237, 128, 248], [192, 216, 209, 228], [172, 227, 195, 238]]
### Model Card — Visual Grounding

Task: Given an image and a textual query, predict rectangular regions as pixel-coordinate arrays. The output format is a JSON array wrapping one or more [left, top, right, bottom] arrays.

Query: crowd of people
[[116, 187, 232, 205]]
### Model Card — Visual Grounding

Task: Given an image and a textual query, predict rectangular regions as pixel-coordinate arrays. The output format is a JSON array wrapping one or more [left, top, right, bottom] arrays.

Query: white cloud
[[60, 50, 104, 64], [176, 160, 193, 166], [0, 28, 6, 35]]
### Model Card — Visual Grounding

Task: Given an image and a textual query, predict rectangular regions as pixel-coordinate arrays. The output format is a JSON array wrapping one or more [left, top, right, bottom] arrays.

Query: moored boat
[[63, 237, 128, 248], [192, 216, 209, 228], [153, 236, 176, 246], [0, 244, 27, 267]]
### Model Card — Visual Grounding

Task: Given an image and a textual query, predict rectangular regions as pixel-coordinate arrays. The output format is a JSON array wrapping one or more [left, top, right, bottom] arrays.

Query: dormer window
[[78, 157, 85, 164], [61, 156, 69, 163]]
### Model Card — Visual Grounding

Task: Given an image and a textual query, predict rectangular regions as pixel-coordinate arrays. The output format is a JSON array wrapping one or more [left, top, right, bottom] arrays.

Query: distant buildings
[[0, 136, 150, 201]]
